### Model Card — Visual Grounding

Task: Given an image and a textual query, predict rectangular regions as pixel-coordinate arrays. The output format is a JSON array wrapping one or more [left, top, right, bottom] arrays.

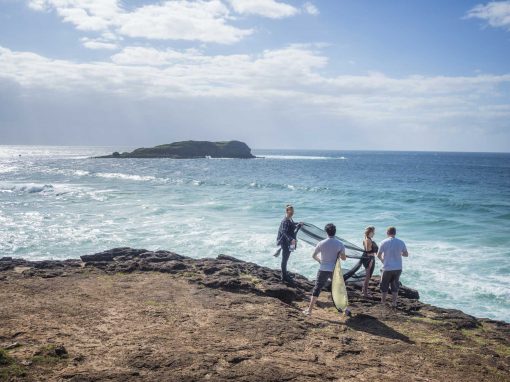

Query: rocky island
[[96, 140, 256, 159], [0, 248, 508, 381]]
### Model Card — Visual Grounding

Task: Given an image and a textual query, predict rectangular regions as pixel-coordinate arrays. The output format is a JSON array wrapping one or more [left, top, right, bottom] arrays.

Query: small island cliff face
[[0, 248, 508, 381], [97, 140, 256, 159]]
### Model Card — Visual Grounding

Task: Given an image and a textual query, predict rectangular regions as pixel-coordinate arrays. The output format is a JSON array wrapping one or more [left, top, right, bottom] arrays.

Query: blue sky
[[0, 0, 509, 151]]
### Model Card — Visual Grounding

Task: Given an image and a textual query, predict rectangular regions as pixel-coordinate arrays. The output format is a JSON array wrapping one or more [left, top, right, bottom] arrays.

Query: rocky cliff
[[97, 140, 256, 159], [0, 248, 508, 381]]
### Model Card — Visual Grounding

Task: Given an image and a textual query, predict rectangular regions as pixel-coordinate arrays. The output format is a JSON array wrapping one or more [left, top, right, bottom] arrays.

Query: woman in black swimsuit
[[362, 226, 378, 297]]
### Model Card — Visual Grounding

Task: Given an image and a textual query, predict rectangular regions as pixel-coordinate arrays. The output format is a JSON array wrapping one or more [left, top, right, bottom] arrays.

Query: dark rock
[[35, 344, 68, 359], [217, 254, 245, 262], [32, 260, 65, 269], [399, 284, 420, 299], [80, 248, 148, 262], [263, 286, 298, 304], [54, 345, 68, 358]]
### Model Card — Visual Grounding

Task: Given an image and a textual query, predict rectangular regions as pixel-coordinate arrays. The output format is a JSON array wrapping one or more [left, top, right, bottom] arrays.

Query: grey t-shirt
[[313, 237, 345, 272], [377, 237, 407, 271]]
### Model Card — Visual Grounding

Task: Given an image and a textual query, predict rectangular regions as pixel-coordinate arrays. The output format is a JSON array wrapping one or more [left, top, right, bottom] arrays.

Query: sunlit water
[[1, 145, 509, 321]]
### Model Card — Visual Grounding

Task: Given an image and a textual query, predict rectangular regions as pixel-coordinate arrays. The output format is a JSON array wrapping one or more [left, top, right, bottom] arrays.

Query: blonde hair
[[364, 226, 375, 238]]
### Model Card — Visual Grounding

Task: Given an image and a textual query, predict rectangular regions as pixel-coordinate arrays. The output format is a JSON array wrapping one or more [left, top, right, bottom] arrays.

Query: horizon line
[[1, 144, 509, 155]]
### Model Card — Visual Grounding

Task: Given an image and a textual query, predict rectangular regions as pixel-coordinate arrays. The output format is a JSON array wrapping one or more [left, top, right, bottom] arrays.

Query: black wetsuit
[[362, 238, 378, 278], [276, 218, 299, 281]]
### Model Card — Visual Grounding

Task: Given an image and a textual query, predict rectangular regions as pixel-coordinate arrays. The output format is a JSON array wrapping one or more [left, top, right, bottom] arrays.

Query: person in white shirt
[[303, 223, 350, 317], [377, 226, 409, 308]]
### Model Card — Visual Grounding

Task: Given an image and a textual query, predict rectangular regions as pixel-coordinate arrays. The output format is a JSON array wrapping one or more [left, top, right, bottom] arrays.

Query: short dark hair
[[325, 223, 336, 237], [387, 226, 396, 235]]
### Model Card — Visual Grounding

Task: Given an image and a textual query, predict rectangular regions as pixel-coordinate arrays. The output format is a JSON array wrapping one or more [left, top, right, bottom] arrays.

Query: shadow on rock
[[346, 314, 414, 344]]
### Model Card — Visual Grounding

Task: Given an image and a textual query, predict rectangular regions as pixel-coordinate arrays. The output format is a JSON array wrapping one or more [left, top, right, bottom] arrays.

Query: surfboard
[[331, 258, 348, 312]]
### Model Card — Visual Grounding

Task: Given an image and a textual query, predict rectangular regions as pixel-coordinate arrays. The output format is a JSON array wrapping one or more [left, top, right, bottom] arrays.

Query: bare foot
[[302, 309, 311, 317]]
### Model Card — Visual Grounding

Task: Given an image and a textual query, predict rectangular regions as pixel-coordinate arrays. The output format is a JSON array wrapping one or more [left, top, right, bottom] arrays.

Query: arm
[[294, 221, 304, 233], [402, 244, 409, 257], [312, 244, 321, 264], [339, 247, 346, 261], [377, 245, 384, 263]]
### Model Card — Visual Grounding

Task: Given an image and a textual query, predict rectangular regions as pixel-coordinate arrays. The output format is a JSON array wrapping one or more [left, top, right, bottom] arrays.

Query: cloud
[[466, 1, 510, 31], [81, 38, 118, 50], [27, 0, 253, 44], [226, 0, 298, 18], [1, 44, 509, 121], [117, 1, 251, 43], [303, 2, 319, 16], [28, 0, 121, 31]]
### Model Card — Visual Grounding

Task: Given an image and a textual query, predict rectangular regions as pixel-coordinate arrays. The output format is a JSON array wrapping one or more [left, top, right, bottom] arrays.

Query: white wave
[[95, 172, 157, 182], [0, 164, 18, 174], [74, 170, 90, 176]]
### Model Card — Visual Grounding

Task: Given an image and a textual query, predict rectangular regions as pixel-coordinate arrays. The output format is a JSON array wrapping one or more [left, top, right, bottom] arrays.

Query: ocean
[[1, 145, 509, 322]]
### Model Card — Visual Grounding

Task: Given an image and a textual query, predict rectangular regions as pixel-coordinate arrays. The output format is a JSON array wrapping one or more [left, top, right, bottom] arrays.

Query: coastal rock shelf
[[0, 248, 508, 381], [96, 140, 256, 159]]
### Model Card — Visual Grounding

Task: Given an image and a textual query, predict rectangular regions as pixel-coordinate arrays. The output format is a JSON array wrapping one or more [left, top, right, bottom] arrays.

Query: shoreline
[[1, 248, 508, 381]]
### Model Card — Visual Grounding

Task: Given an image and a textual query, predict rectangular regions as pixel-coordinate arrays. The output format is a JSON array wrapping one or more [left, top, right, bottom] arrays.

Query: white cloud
[[26, 0, 253, 44], [117, 1, 252, 43], [466, 1, 510, 31], [81, 38, 118, 50], [226, 0, 298, 18], [111, 46, 204, 66], [28, 0, 121, 31], [1, 44, 509, 126], [303, 2, 319, 16], [27, 0, 47, 11]]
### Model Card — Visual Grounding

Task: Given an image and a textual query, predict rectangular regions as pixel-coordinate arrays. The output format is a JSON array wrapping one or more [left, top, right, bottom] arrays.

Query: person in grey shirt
[[303, 223, 350, 317], [377, 226, 409, 309]]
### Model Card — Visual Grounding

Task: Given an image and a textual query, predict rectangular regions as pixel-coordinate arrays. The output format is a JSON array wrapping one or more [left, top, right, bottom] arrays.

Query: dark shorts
[[380, 269, 402, 293], [312, 270, 333, 297]]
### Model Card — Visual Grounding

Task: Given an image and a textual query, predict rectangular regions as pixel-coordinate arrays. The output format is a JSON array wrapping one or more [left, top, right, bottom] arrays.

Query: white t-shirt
[[313, 237, 345, 272], [377, 237, 407, 271]]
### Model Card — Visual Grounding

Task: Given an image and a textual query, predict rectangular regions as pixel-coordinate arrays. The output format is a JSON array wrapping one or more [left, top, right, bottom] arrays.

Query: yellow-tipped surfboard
[[331, 259, 348, 311]]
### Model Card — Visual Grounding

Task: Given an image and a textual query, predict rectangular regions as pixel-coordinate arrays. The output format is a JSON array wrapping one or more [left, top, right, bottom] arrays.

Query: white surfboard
[[331, 258, 348, 312]]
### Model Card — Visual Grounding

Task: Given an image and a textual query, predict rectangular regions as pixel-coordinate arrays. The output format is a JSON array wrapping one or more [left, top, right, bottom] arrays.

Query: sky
[[0, 0, 509, 151]]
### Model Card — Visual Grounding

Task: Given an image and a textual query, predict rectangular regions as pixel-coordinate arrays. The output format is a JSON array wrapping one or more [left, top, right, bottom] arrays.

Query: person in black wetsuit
[[276, 205, 303, 282], [362, 226, 378, 297]]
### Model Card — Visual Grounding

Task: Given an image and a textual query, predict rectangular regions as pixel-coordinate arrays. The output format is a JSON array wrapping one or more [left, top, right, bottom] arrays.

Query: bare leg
[[362, 260, 372, 297], [391, 292, 398, 307], [381, 291, 387, 305], [304, 296, 318, 316]]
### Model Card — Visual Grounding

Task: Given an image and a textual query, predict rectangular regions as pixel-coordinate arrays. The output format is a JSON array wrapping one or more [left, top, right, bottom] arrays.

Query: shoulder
[[380, 238, 390, 246], [335, 239, 345, 248]]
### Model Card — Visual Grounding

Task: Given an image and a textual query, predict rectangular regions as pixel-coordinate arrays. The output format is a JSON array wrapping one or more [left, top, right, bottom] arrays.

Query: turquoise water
[[1, 145, 509, 322]]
